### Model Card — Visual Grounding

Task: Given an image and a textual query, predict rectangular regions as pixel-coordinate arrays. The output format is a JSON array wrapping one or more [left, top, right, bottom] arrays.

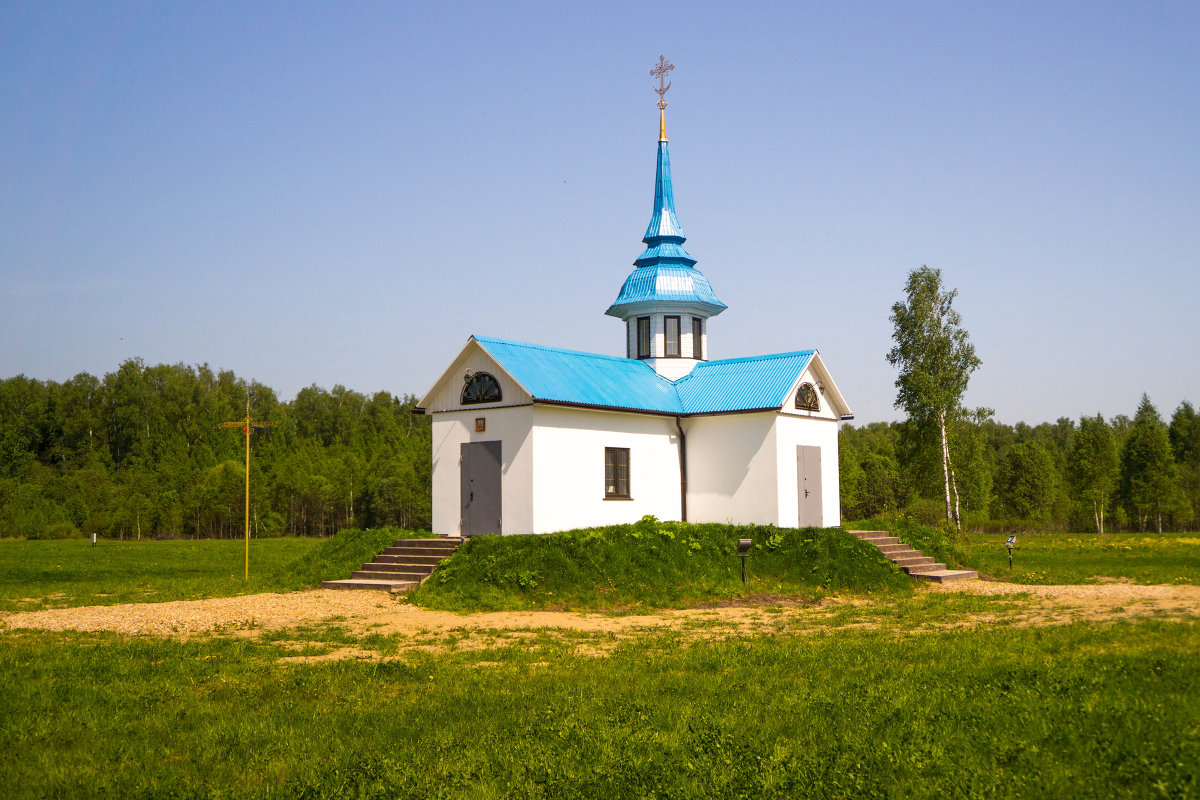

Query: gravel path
[[4, 581, 1200, 643]]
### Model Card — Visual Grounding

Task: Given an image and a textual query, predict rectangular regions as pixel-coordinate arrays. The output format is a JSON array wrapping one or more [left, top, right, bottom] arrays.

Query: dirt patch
[[4, 581, 1199, 656], [923, 580, 1200, 627]]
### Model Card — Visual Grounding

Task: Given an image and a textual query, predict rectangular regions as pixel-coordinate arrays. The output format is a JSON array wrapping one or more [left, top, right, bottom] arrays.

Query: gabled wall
[[778, 359, 848, 422], [421, 341, 532, 414]]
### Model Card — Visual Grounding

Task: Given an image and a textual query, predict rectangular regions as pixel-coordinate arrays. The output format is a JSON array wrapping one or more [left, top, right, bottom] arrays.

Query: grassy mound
[[268, 527, 438, 591], [410, 516, 911, 611]]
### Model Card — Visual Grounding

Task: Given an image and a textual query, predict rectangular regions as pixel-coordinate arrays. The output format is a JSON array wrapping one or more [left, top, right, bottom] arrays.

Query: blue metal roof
[[606, 138, 726, 319], [608, 264, 726, 313], [473, 336, 682, 413], [472, 336, 813, 416], [675, 350, 815, 414]]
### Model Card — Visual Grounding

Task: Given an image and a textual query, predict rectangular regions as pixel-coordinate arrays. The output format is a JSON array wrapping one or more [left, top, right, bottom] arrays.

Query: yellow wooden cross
[[223, 394, 273, 580]]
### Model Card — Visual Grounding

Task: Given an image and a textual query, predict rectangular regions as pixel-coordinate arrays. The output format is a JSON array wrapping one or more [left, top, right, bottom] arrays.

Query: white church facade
[[418, 67, 852, 536]]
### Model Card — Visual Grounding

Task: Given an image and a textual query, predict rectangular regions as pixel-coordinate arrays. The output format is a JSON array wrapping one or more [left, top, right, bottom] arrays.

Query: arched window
[[462, 372, 502, 405], [795, 382, 820, 412]]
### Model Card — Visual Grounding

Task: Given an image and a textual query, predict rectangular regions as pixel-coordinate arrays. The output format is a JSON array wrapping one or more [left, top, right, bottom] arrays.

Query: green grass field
[[0, 528, 435, 612], [960, 531, 1200, 585], [2, 619, 1197, 799], [2, 523, 1199, 797]]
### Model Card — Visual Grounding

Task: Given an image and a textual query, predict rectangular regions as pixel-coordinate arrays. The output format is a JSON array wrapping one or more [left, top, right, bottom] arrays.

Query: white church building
[[418, 68, 852, 536]]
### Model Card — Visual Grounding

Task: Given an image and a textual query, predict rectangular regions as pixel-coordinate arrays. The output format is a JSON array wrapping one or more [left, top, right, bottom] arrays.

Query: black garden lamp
[[1005, 536, 1016, 569], [737, 538, 753, 584]]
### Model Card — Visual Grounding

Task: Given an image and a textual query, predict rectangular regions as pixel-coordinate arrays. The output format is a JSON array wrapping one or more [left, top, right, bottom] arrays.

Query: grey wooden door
[[797, 445, 823, 527], [461, 441, 502, 537]]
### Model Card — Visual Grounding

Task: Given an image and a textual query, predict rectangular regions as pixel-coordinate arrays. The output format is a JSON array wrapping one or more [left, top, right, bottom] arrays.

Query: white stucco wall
[[683, 413, 780, 525], [646, 356, 700, 380], [429, 405, 534, 536], [773, 413, 841, 528], [530, 405, 681, 533]]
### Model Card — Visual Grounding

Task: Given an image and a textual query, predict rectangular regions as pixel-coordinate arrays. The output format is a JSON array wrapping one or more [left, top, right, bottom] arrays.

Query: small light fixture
[[1005, 536, 1016, 569], [737, 538, 752, 584]]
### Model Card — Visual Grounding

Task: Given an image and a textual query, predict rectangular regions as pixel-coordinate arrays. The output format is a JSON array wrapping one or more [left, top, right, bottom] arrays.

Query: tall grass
[[412, 517, 911, 612]]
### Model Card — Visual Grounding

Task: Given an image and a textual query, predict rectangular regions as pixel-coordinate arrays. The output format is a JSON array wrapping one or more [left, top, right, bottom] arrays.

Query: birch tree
[[887, 266, 981, 535], [1067, 414, 1118, 533]]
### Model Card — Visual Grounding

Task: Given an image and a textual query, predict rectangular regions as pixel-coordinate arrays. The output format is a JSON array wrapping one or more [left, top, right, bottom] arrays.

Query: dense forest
[[0, 359, 430, 539], [3, 360, 1197, 539], [840, 395, 1200, 532]]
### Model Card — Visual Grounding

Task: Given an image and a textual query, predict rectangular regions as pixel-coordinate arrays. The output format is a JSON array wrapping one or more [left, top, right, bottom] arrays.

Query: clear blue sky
[[2, 1, 1197, 425]]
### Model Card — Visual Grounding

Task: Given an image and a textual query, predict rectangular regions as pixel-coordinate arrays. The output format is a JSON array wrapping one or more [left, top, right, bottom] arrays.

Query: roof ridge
[[700, 349, 816, 366], [472, 335, 665, 369]]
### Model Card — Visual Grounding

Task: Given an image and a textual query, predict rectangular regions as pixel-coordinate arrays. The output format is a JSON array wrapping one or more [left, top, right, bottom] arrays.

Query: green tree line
[[0, 359, 431, 539], [840, 395, 1200, 533]]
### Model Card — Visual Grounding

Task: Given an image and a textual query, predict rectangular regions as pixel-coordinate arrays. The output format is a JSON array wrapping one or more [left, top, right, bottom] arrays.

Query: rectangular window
[[604, 447, 630, 498], [692, 317, 703, 360], [665, 316, 681, 357], [637, 317, 651, 359]]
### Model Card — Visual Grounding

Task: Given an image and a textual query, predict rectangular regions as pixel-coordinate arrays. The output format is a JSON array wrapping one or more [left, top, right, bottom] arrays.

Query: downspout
[[675, 416, 687, 522]]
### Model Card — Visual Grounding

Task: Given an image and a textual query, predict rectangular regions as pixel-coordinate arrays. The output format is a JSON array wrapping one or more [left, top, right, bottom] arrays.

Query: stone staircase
[[321, 536, 463, 592], [847, 530, 978, 583]]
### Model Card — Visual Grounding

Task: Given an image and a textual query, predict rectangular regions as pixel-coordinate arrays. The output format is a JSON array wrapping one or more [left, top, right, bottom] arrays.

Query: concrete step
[[382, 545, 460, 557], [358, 562, 435, 575], [847, 528, 978, 584], [322, 538, 461, 593], [857, 535, 900, 545], [373, 553, 445, 566], [321, 578, 419, 592], [391, 541, 460, 551], [891, 556, 935, 567], [351, 569, 426, 581], [911, 569, 979, 583], [902, 563, 948, 575], [366, 561, 437, 574]]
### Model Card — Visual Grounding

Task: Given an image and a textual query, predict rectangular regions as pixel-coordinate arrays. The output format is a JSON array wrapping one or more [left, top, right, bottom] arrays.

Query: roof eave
[[604, 299, 728, 319]]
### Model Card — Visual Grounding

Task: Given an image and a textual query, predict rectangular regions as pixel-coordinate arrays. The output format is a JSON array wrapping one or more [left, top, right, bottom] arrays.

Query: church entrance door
[[797, 445, 823, 527], [461, 441, 502, 536]]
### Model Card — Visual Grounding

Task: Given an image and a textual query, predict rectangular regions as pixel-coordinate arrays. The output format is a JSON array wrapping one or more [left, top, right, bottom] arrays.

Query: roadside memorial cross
[[222, 394, 273, 580]]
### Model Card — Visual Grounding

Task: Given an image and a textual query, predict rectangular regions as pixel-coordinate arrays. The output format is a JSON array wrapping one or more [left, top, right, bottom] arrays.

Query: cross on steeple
[[651, 55, 673, 110]]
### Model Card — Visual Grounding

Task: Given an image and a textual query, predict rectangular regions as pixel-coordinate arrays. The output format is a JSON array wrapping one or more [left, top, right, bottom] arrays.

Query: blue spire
[[605, 119, 726, 319], [642, 141, 686, 243]]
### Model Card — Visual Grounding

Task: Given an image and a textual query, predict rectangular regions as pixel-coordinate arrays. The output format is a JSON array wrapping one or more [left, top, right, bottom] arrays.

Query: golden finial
[[651, 55, 674, 142]]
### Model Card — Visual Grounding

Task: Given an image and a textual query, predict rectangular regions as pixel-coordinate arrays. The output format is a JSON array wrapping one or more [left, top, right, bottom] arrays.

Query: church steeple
[[606, 57, 726, 380], [642, 131, 687, 245]]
